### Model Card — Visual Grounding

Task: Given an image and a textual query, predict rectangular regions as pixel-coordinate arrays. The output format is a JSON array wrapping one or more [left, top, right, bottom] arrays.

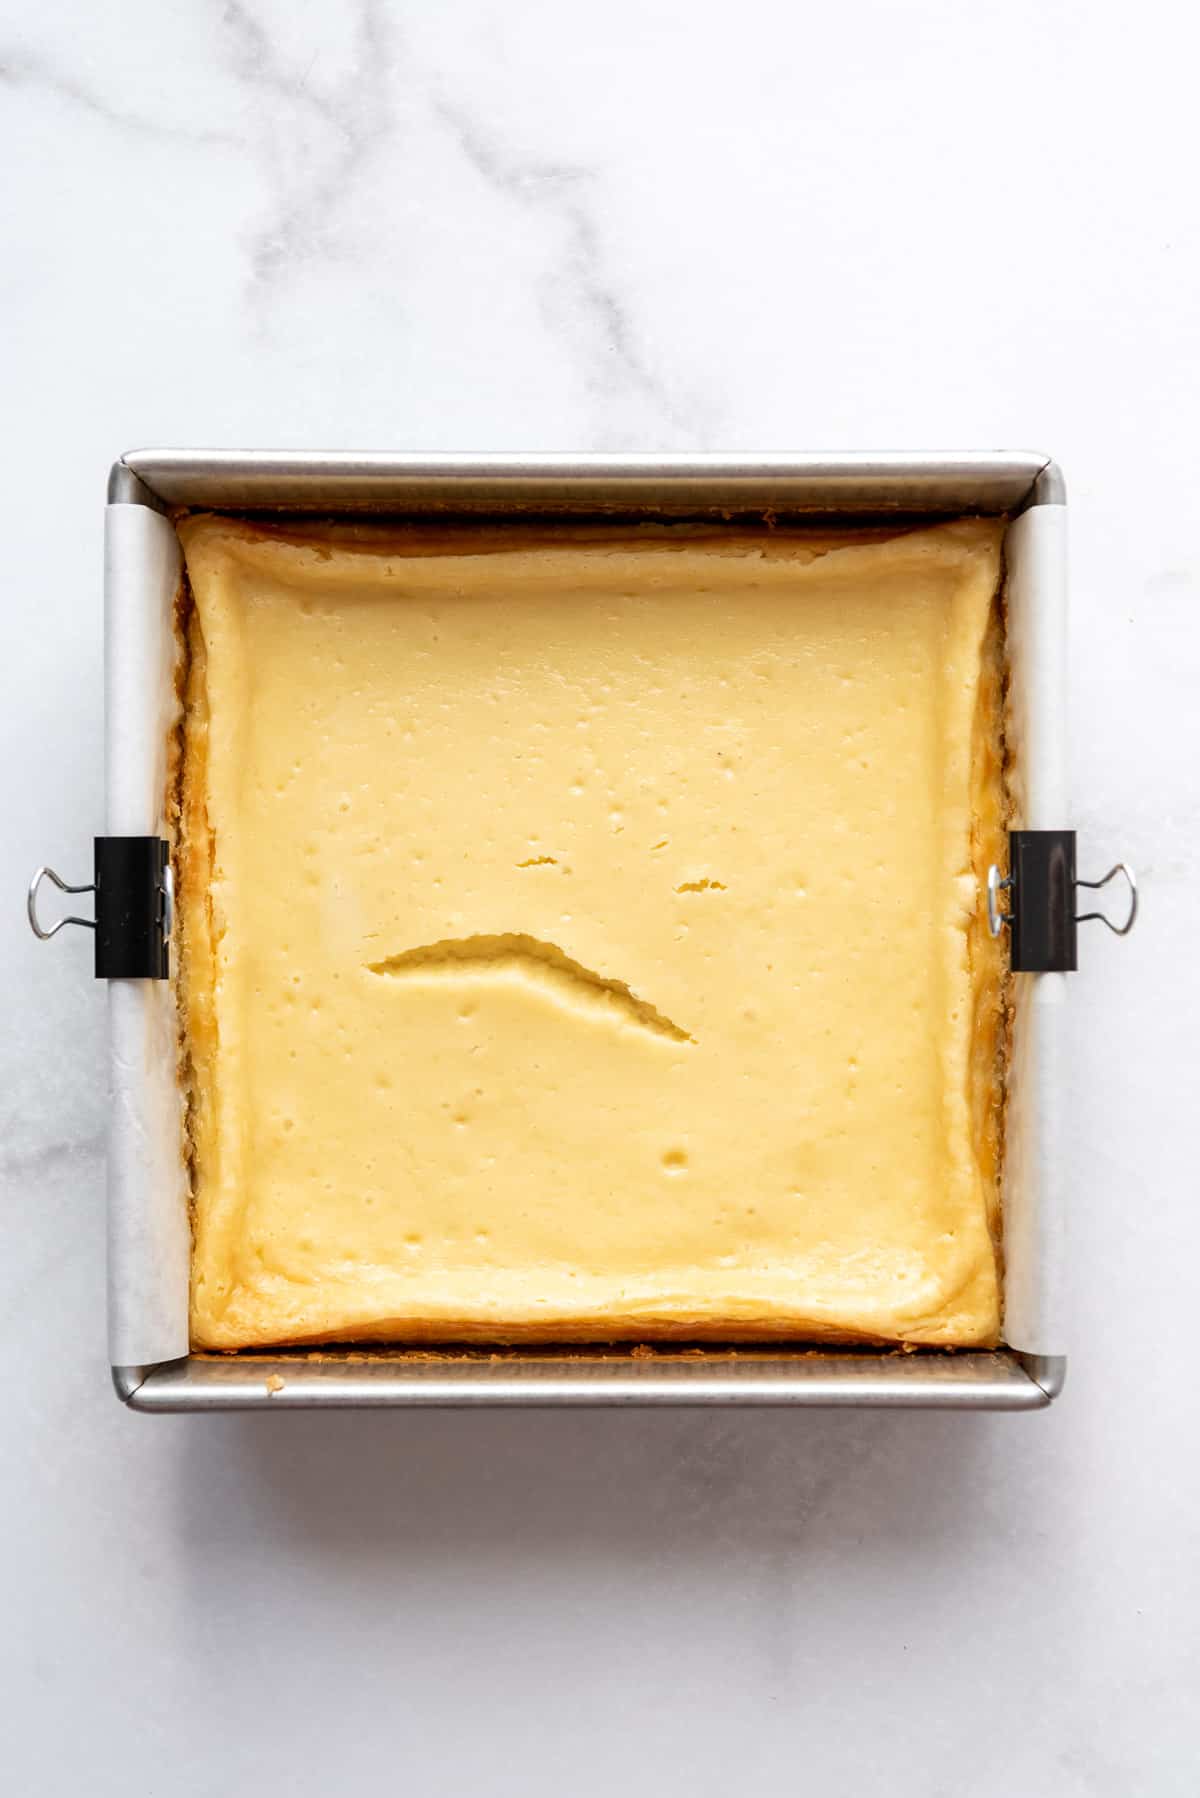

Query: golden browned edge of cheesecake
[[172, 572, 207, 1273], [972, 562, 1012, 1288], [171, 513, 1012, 1353]]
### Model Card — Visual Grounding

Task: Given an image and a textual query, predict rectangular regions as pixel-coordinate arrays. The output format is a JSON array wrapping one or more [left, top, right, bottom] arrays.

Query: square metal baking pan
[[104, 450, 1068, 1412]]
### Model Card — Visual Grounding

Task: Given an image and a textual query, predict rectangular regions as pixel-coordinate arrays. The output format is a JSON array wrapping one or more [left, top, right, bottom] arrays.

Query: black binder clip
[[28, 838, 172, 979], [987, 831, 1137, 972]]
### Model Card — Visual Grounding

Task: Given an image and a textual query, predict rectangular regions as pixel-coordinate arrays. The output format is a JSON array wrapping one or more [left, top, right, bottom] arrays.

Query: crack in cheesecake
[[367, 933, 694, 1045]]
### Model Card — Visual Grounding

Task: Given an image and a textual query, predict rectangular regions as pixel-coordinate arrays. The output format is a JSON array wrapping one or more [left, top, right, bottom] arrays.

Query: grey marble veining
[[433, 94, 700, 445], [219, 0, 399, 307], [0, 44, 236, 144]]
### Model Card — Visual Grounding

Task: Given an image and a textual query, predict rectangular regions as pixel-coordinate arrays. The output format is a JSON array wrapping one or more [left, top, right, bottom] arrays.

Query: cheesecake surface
[[176, 515, 1007, 1349]]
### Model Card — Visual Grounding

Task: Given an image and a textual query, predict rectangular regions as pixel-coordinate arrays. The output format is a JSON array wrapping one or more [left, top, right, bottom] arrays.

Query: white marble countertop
[[2, 3, 1196, 1791]]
